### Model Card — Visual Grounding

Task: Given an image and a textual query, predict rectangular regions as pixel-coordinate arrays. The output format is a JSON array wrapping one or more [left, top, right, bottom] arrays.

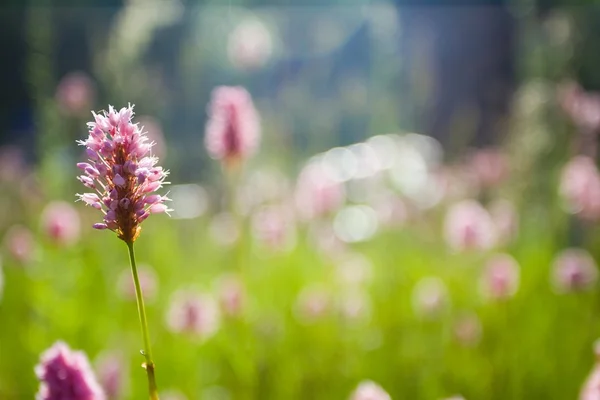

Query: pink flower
[[0, 145, 27, 183], [551, 248, 598, 293], [453, 313, 482, 347], [579, 340, 600, 400], [468, 148, 509, 188], [489, 199, 519, 245], [166, 290, 220, 340], [35, 341, 105, 400], [55, 71, 95, 116], [480, 254, 520, 301], [40, 201, 81, 246], [295, 161, 346, 220], [3, 225, 35, 264], [294, 284, 331, 323], [412, 277, 449, 319], [559, 81, 600, 132], [95, 353, 124, 400], [559, 156, 600, 221], [251, 204, 296, 252], [76, 104, 170, 243], [349, 380, 391, 400], [444, 200, 497, 252], [117, 264, 158, 302], [216, 274, 245, 317], [204, 86, 260, 166]]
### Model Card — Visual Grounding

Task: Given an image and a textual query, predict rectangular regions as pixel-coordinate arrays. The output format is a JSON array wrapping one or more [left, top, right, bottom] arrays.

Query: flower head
[[205, 86, 260, 167], [41, 201, 81, 246], [551, 248, 598, 293], [3, 225, 35, 264], [412, 276, 449, 319], [166, 290, 220, 340], [76, 104, 170, 243], [349, 380, 391, 400], [480, 253, 520, 301], [444, 200, 497, 252], [95, 353, 125, 400], [559, 156, 600, 221], [35, 341, 105, 400], [579, 340, 600, 400], [55, 71, 95, 116]]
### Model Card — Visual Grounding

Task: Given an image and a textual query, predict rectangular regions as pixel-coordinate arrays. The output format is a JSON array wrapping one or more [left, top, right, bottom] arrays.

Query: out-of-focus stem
[[126, 241, 159, 400]]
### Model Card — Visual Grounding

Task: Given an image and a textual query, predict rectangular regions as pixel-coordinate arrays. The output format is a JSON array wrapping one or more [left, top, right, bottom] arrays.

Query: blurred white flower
[[349, 380, 391, 400], [333, 205, 378, 243], [228, 17, 273, 71], [412, 277, 450, 319]]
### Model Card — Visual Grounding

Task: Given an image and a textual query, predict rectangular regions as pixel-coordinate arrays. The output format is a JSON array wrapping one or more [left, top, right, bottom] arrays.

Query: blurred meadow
[[3, 1, 600, 399]]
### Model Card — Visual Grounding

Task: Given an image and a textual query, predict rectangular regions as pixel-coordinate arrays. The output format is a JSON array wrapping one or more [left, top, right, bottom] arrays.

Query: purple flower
[[76, 105, 171, 243], [204, 86, 261, 167], [35, 341, 105, 400]]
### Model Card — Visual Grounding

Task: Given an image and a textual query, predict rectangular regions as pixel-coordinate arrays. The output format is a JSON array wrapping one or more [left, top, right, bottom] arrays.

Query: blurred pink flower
[[40, 201, 81, 246], [412, 277, 449, 319], [551, 248, 598, 293], [95, 353, 125, 400], [468, 148, 509, 188], [579, 341, 600, 400], [76, 104, 171, 243], [489, 199, 519, 245], [349, 380, 391, 400], [166, 290, 220, 340], [444, 200, 497, 252], [251, 204, 296, 252], [55, 71, 96, 116], [559, 156, 600, 220], [205, 86, 261, 167], [228, 18, 273, 71], [117, 264, 158, 302], [480, 253, 520, 301], [35, 341, 105, 400], [308, 222, 347, 259], [0, 145, 27, 183], [137, 116, 167, 160], [216, 274, 245, 317], [3, 225, 35, 264], [559, 81, 600, 132], [453, 313, 482, 347], [295, 284, 331, 323], [295, 161, 346, 220]]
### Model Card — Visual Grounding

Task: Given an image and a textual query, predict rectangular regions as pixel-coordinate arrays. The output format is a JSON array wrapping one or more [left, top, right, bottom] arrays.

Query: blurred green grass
[[0, 188, 598, 399]]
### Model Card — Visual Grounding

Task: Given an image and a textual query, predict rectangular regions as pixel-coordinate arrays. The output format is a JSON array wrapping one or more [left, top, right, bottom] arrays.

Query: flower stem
[[126, 241, 159, 400]]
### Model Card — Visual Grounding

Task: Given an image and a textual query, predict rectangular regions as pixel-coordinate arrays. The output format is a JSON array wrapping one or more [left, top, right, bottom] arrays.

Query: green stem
[[126, 241, 159, 400]]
